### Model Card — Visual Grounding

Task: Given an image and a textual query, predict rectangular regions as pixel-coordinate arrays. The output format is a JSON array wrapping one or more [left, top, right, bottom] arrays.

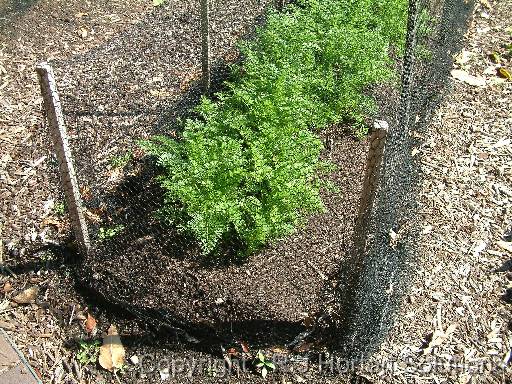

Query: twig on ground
[[68, 305, 75, 326], [0, 224, 16, 278], [306, 260, 328, 281]]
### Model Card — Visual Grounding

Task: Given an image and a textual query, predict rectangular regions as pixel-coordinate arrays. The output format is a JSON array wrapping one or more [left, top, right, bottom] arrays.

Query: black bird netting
[[3, 0, 474, 364], [333, 0, 474, 361]]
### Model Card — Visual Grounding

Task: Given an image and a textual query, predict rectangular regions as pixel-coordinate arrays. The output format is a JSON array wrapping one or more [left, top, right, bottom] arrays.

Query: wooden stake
[[36, 62, 90, 254], [275, 0, 285, 11], [200, 0, 211, 91], [358, 125, 388, 219]]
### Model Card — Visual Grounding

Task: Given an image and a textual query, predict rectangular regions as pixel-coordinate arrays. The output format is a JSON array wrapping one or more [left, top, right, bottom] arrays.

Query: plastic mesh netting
[[332, 0, 473, 360]]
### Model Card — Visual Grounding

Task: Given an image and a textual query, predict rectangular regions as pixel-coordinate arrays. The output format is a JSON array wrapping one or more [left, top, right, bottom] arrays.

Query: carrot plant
[[141, 0, 407, 255]]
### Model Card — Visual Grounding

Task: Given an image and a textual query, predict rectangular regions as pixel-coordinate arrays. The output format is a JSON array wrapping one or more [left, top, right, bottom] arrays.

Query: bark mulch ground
[[351, 1, 512, 383]]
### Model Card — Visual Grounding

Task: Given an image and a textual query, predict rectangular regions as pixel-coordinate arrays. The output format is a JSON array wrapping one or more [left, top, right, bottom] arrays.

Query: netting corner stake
[[358, 126, 389, 220], [35, 62, 91, 255], [200, 0, 211, 92]]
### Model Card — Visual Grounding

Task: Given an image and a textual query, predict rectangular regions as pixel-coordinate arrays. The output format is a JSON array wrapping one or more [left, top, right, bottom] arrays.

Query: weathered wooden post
[[358, 121, 389, 219], [200, 0, 211, 91], [36, 62, 90, 254]]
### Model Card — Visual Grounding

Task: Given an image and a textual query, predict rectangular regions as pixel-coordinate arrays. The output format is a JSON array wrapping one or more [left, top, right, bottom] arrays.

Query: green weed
[[54, 201, 66, 216], [76, 340, 101, 366], [98, 225, 125, 240], [254, 351, 275, 378], [110, 152, 132, 169]]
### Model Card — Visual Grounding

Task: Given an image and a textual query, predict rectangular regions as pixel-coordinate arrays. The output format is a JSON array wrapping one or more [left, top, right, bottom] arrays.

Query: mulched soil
[[1, 0, 371, 382], [80, 131, 367, 339], [1, 0, 512, 383], [351, 1, 512, 383], [0, 0, 153, 254]]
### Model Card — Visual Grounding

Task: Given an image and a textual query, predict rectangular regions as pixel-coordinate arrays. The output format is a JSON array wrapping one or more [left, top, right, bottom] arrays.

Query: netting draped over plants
[[54, 0, 277, 255], [19, 0, 473, 358]]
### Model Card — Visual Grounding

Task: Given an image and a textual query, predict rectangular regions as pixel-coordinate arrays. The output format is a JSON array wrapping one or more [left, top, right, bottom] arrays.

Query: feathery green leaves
[[141, 0, 407, 255]]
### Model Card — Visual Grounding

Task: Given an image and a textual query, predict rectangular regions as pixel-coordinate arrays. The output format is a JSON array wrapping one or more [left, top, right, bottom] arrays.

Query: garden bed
[[5, 0, 408, 379], [78, 127, 369, 345], [3, 0, 506, 382], [46, 0, 405, 346]]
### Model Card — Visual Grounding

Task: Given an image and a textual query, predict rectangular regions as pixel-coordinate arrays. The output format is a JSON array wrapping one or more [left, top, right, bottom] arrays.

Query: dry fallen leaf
[[85, 209, 102, 224], [497, 241, 512, 254], [0, 320, 15, 331], [498, 67, 512, 81], [458, 373, 472, 384], [473, 240, 487, 257], [294, 342, 314, 353], [78, 28, 88, 38], [41, 217, 64, 232], [479, 0, 491, 9], [303, 315, 315, 328], [423, 323, 458, 354], [422, 225, 433, 234], [455, 50, 472, 65], [3, 281, 13, 293], [149, 89, 171, 98], [12, 286, 38, 304], [270, 345, 288, 354], [451, 69, 486, 86], [80, 186, 92, 201], [85, 313, 97, 334], [484, 65, 499, 75], [240, 340, 250, 353], [99, 325, 125, 371], [493, 138, 511, 149]]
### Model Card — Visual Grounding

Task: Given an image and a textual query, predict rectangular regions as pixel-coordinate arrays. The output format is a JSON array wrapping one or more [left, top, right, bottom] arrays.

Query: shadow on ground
[[0, 0, 39, 32]]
